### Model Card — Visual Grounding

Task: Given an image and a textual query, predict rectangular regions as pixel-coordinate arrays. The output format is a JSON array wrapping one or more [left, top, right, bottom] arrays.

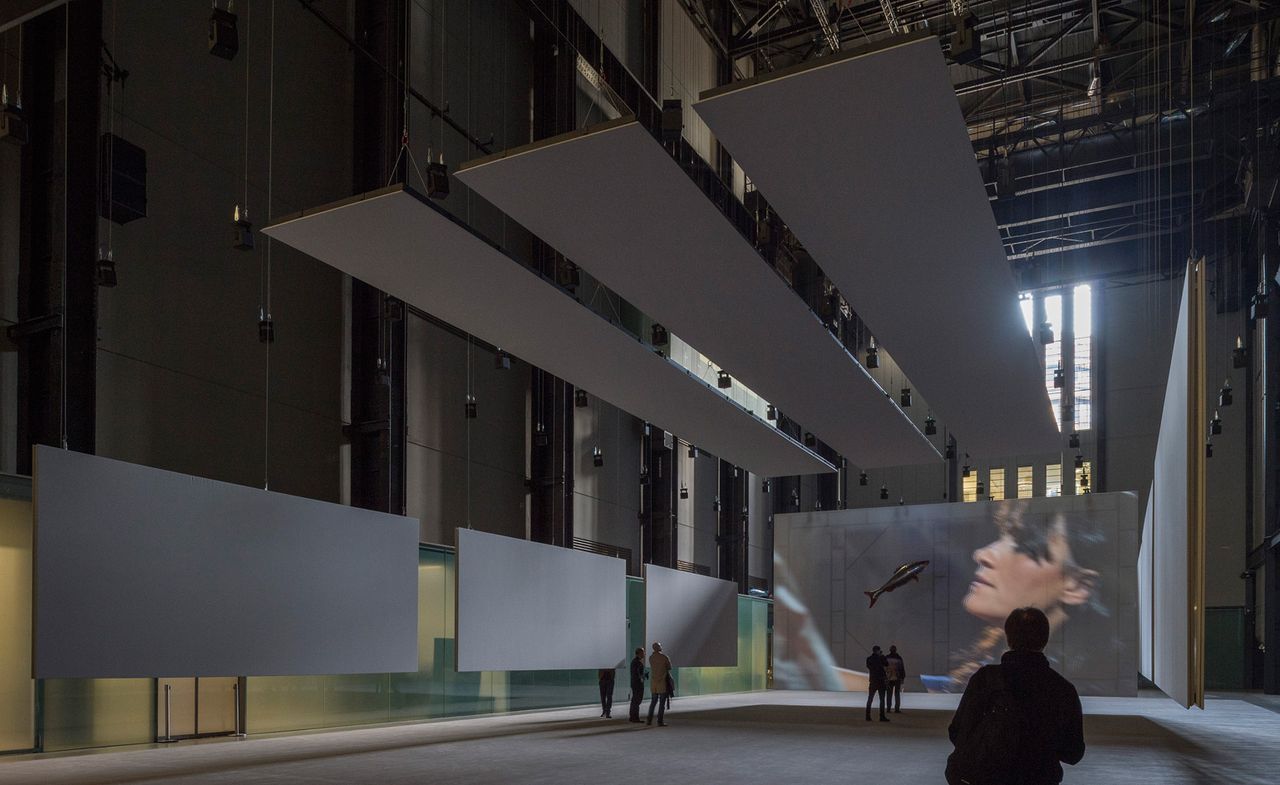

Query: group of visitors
[[597, 641, 673, 727]]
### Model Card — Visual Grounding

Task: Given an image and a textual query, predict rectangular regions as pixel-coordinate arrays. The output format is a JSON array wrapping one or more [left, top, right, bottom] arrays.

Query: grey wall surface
[[455, 528, 627, 671], [32, 447, 418, 679], [775, 493, 1139, 697], [644, 565, 737, 667], [93, 0, 349, 502]]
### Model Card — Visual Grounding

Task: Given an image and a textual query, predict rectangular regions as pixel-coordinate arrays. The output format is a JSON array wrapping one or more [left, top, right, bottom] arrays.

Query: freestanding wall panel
[[644, 565, 738, 667], [455, 528, 627, 671], [32, 446, 419, 678], [1139, 261, 1207, 708]]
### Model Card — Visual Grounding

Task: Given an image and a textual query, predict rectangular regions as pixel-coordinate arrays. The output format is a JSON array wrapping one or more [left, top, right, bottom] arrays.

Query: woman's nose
[[973, 543, 994, 566]]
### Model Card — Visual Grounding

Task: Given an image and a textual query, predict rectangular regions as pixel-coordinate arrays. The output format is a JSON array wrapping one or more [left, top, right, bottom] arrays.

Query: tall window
[[1074, 460, 1093, 495], [963, 472, 977, 502], [1044, 294, 1063, 430], [1073, 284, 1093, 430], [1017, 466, 1033, 498], [1046, 463, 1062, 497], [989, 468, 1006, 501]]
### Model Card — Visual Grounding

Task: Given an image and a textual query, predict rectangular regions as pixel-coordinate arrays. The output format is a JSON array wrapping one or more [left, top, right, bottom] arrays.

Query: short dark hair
[[1005, 607, 1051, 651], [635, 647, 644, 656], [872, 645, 881, 652]]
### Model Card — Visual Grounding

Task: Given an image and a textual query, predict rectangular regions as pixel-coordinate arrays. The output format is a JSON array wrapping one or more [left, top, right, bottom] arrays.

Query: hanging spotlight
[[651, 323, 669, 346], [464, 394, 477, 419], [1070, 453, 1082, 469], [1233, 336, 1248, 369], [762, 479, 771, 494], [1039, 321, 1055, 345], [688, 445, 698, 458], [258, 308, 274, 343], [1250, 286, 1269, 321], [0, 84, 28, 146], [1211, 410, 1223, 436], [1206, 440, 1214, 459], [879, 484, 889, 501], [791, 490, 801, 509], [804, 432, 817, 448], [494, 349, 512, 370], [766, 404, 777, 421], [924, 415, 936, 436], [717, 370, 732, 389], [593, 446, 604, 467], [898, 496, 905, 506], [945, 444, 956, 460], [976, 479, 985, 496], [814, 499, 823, 511], [679, 485, 689, 500], [1053, 364, 1064, 389], [96, 248, 117, 288], [233, 204, 253, 250], [900, 387, 912, 408], [209, 1, 240, 60], [426, 152, 450, 199], [962, 464, 971, 478], [1080, 470, 1090, 489], [865, 338, 879, 369], [575, 389, 589, 407], [859, 471, 868, 486], [1220, 379, 1233, 407], [534, 423, 548, 448], [1068, 432, 1081, 449]]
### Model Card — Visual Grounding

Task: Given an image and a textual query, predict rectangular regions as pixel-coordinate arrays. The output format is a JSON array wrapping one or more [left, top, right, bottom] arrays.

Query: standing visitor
[[946, 607, 1085, 785], [628, 648, 646, 722], [865, 645, 889, 722], [647, 642, 672, 727], [597, 666, 615, 718], [885, 645, 906, 713]]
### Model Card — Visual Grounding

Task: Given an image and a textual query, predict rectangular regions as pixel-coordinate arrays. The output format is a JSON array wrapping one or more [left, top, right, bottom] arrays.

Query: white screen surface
[[33, 447, 419, 678], [455, 528, 627, 671], [644, 565, 738, 668]]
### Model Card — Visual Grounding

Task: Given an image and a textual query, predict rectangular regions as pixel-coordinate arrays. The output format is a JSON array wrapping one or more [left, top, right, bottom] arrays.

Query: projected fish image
[[864, 560, 929, 608]]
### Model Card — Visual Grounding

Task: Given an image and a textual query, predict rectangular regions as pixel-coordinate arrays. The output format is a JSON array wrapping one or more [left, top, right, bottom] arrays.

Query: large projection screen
[[1140, 260, 1207, 708], [644, 565, 738, 667], [455, 528, 626, 672], [33, 447, 419, 678], [775, 493, 1139, 697]]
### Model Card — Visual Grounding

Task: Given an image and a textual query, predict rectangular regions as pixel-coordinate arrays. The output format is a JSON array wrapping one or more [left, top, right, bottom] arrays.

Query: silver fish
[[864, 560, 929, 608]]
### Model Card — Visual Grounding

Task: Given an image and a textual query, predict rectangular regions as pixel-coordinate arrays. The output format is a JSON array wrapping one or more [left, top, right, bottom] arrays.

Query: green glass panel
[[40, 679, 154, 751]]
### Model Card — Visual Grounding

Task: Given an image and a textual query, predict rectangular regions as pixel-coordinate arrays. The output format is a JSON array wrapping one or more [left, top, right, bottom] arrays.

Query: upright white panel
[[644, 565, 737, 667], [1138, 486, 1154, 680], [33, 447, 418, 678], [456, 528, 627, 671]]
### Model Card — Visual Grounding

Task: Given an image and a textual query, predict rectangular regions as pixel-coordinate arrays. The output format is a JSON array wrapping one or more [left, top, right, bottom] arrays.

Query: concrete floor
[[1, 690, 1277, 784]]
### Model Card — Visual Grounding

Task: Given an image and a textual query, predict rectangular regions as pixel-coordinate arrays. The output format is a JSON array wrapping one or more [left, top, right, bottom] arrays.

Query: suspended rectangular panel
[[644, 564, 738, 667], [456, 529, 627, 671], [457, 120, 938, 468], [32, 446, 419, 679], [264, 187, 832, 477], [695, 33, 1059, 459]]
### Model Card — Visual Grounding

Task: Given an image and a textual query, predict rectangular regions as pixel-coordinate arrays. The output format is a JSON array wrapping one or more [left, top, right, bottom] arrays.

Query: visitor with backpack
[[945, 607, 1085, 785]]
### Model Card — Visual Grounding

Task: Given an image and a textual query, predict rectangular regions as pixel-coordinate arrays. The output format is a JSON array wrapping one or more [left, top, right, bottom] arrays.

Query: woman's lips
[[970, 574, 994, 589]]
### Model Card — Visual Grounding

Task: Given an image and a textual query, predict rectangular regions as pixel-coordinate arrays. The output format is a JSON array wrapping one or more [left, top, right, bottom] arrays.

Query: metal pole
[[233, 681, 246, 738], [159, 683, 176, 742]]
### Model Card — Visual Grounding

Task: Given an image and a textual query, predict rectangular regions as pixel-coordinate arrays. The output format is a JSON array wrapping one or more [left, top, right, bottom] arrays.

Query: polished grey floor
[[2, 690, 1277, 784]]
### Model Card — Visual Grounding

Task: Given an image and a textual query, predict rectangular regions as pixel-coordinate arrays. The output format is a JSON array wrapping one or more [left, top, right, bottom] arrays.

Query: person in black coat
[[865, 645, 889, 722], [946, 607, 1086, 785], [628, 648, 646, 722], [597, 667, 616, 718]]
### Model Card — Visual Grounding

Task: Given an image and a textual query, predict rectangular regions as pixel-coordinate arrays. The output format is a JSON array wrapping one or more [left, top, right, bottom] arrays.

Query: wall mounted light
[[575, 389, 588, 407], [593, 446, 604, 467]]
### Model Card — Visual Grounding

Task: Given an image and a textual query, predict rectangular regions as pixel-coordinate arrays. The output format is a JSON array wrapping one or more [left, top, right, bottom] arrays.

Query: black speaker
[[209, 7, 240, 60], [660, 99, 683, 143], [99, 133, 147, 225]]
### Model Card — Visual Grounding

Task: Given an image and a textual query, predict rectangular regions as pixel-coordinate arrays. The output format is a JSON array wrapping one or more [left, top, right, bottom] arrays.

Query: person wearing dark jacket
[[597, 667, 616, 718], [628, 648, 646, 722], [865, 645, 890, 722], [946, 607, 1085, 785], [885, 645, 906, 713]]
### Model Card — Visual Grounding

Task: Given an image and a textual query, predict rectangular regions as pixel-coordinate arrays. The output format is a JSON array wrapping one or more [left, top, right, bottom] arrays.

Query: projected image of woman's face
[[962, 527, 1075, 626]]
